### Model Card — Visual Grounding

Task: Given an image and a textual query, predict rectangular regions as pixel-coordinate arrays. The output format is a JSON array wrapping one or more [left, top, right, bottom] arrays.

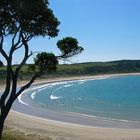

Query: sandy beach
[[2, 73, 140, 140], [6, 111, 140, 140]]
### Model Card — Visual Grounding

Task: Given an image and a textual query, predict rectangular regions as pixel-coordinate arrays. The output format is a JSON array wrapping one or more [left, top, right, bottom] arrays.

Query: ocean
[[20, 75, 140, 122]]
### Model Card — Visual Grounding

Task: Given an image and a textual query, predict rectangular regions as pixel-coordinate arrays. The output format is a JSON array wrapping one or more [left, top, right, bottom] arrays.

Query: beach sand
[[2, 73, 140, 140], [6, 111, 140, 140]]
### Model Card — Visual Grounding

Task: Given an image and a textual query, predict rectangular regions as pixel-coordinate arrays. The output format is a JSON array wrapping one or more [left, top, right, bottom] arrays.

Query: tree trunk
[[0, 105, 11, 140], [0, 118, 5, 140]]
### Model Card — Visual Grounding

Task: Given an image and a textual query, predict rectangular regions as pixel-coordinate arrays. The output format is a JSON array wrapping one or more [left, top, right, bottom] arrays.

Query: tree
[[0, 61, 4, 67], [0, 0, 84, 139]]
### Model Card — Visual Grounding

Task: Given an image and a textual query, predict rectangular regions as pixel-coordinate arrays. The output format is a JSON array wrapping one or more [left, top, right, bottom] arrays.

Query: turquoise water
[[21, 75, 140, 121]]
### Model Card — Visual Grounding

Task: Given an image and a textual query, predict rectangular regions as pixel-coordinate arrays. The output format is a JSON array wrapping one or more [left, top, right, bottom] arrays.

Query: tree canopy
[[35, 52, 58, 72], [57, 37, 84, 58], [0, 0, 60, 37]]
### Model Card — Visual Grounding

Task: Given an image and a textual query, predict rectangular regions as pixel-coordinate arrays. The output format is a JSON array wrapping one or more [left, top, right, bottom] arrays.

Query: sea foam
[[50, 95, 61, 100], [18, 92, 30, 106], [31, 91, 36, 100]]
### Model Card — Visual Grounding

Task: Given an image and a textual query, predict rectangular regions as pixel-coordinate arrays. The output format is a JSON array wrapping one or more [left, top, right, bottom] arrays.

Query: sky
[[2, 0, 140, 64]]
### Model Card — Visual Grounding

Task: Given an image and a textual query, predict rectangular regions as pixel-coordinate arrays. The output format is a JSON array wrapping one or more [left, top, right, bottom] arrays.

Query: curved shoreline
[[12, 73, 140, 129]]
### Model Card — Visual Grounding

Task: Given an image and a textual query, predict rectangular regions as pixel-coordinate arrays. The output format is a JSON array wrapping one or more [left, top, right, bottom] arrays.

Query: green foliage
[[34, 52, 58, 72], [27, 64, 36, 72], [57, 37, 84, 58], [0, 0, 60, 37]]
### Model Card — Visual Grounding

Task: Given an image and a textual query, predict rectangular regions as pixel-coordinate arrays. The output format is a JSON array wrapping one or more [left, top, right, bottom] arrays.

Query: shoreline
[[16, 72, 140, 127], [19, 72, 140, 86], [3, 73, 140, 139], [1, 72, 140, 91]]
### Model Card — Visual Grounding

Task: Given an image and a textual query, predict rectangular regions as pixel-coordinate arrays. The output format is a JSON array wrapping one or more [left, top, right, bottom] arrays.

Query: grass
[[1, 60, 140, 81], [2, 126, 51, 140]]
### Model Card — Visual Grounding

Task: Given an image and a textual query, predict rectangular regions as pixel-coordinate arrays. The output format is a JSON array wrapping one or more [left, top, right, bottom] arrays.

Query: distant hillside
[[55, 60, 140, 76], [0, 60, 140, 81]]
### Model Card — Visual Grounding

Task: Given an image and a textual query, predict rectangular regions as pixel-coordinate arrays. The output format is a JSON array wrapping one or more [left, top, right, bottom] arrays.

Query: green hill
[[0, 60, 140, 81], [55, 60, 140, 76]]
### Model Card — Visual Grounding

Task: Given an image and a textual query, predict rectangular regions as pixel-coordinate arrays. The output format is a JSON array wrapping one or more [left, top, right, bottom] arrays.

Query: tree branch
[[15, 72, 43, 98], [0, 35, 8, 61], [15, 63, 46, 99], [0, 35, 13, 108], [12, 27, 20, 47], [14, 33, 32, 76], [4, 33, 34, 109], [10, 29, 32, 60], [12, 32, 33, 52]]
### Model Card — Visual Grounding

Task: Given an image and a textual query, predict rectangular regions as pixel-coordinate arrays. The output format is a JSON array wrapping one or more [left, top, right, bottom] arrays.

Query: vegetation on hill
[[0, 60, 140, 82]]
